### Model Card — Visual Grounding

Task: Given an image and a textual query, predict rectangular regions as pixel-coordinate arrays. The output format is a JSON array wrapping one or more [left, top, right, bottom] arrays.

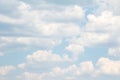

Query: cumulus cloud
[[17, 61, 94, 80], [0, 2, 84, 25], [0, 1, 83, 37], [0, 65, 15, 76], [66, 43, 84, 60], [66, 44, 84, 54], [35, 23, 81, 37], [17, 2, 82, 37], [51, 61, 94, 76], [17, 57, 120, 80], [86, 11, 120, 32], [18, 63, 26, 69], [96, 57, 120, 75], [0, 0, 120, 80], [21, 72, 42, 80], [108, 47, 120, 57], [26, 50, 70, 62], [66, 10, 119, 58], [69, 32, 109, 47]]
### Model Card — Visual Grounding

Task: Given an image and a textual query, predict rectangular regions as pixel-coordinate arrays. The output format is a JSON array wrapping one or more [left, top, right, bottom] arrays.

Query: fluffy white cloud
[[69, 32, 109, 47], [66, 44, 84, 54], [35, 23, 81, 37], [86, 11, 120, 32], [67, 11, 119, 50], [51, 61, 94, 76], [25, 57, 120, 77], [1, 1, 84, 25], [0, 65, 15, 76], [82, 32, 109, 46], [17, 61, 94, 80], [66, 44, 84, 60], [96, 57, 120, 75], [22, 72, 42, 80], [27, 50, 70, 62], [42, 58, 120, 76], [17, 57, 120, 80], [0, 2, 83, 38], [108, 47, 120, 57], [18, 63, 26, 69], [1, 1, 120, 80]]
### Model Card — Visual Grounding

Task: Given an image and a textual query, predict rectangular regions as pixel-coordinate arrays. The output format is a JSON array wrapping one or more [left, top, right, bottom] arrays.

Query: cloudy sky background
[[0, 0, 120, 80]]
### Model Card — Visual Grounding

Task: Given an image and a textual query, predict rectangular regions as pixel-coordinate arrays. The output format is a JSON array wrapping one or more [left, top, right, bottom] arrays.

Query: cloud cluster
[[17, 57, 120, 80], [0, 0, 120, 80]]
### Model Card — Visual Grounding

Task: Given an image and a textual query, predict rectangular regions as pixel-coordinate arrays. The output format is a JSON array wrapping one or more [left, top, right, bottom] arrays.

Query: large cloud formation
[[0, 0, 120, 80]]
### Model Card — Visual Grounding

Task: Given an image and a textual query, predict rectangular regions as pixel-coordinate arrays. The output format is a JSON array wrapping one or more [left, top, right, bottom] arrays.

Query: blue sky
[[0, 0, 120, 80]]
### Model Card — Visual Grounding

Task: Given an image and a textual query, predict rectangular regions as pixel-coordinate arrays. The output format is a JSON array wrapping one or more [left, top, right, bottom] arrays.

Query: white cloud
[[79, 61, 95, 75], [86, 11, 120, 32], [16, 37, 61, 47], [66, 44, 84, 60], [50, 58, 120, 76], [82, 32, 109, 46], [18, 3, 84, 34], [18, 63, 26, 69], [23, 72, 42, 80], [0, 1, 120, 80], [65, 11, 119, 49], [66, 44, 84, 54], [29, 5, 84, 21], [51, 61, 94, 76], [63, 5, 84, 19], [17, 2, 84, 24], [69, 32, 109, 47], [26, 50, 70, 62], [108, 47, 120, 57], [17, 61, 94, 80], [65, 76, 76, 80], [96, 57, 120, 75], [18, 71, 55, 80], [0, 2, 83, 38], [0, 14, 17, 24], [108, 0, 120, 15], [17, 57, 120, 80], [49, 5, 84, 20], [18, 1, 31, 11], [0, 37, 61, 51], [96, 0, 120, 15], [0, 65, 15, 76], [35, 23, 81, 37], [0, 0, 17, 3]]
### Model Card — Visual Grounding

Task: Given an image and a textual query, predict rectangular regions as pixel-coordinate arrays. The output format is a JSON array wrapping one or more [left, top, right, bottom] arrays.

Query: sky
[[0, 0, 120, 80]]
